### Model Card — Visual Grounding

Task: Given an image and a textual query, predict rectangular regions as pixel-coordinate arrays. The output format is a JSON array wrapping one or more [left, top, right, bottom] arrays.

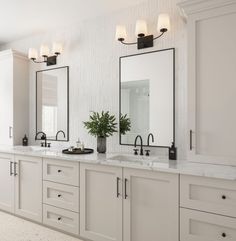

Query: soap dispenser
[[169, 142, 177, 160], [22, 134, 28, 146]]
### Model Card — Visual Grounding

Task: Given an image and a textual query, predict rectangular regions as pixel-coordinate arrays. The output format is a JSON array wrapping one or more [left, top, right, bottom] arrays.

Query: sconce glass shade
[[28, 48, 38, 60], [157, 14, 170, 33], [115, 25, 127, 41], [135, 20, 148, 37], [40, 45, 50, 57], [52, 42, 63, 55]]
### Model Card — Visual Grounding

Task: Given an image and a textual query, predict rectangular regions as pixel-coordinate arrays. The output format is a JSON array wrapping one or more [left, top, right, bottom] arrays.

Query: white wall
[[0, 0, 187, 158]]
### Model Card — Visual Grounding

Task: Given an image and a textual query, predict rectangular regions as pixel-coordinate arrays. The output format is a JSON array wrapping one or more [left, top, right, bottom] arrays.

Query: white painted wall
[[0, 0, 187, 158]]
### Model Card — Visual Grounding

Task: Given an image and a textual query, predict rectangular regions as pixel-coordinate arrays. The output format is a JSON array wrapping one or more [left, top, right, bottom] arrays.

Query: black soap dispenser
[[22, 134, 28, 146], [169, 142, 177, 160]]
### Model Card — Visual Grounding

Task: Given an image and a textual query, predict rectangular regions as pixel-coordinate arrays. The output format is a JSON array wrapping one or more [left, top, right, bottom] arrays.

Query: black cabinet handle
[[116, 177, 120, 198], [58, 194, 62, 198], [58, 170, 62, 173], [124, 178, 128, 199], [222, 232, 226, 238], [190, 130, 193, 150], [10, 161, 14, 176], [222, 195, 226, 200], [14, 162, 17, 176], [58, 217, 62, 221]]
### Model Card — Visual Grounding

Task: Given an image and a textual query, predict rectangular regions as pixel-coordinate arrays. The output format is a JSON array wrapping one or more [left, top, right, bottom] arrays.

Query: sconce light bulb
[[157, 14, 170, 33], [52, 42, 63, 55], [115, 25, 127, 42], [28, 48, 38, 60], [135, 20, 148, 38], [40, 44, 50, 57]]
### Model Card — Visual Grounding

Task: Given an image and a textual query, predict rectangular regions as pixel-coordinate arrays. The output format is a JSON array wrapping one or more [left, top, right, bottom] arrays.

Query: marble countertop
[[0, 145, 236, 181]]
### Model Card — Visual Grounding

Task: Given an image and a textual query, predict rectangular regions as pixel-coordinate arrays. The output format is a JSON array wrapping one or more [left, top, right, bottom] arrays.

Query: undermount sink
[[13, 146, 49, 152], [108, 154, 156, 164]]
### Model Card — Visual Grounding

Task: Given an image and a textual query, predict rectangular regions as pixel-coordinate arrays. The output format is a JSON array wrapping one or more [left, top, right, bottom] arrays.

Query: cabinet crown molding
[[178, 0, 236, 18]]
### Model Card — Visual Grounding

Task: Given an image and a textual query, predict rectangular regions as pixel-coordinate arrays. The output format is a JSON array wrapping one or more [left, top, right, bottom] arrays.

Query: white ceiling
[[0, 0, 145, 44]]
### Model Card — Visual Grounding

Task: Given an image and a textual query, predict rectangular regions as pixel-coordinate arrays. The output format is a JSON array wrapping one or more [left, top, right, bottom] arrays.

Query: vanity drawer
[[180, 208, 236, 241], [43, 159, 79, 186], [180, 175, 236, 217], [43, 181, 79, 212], [43, 204, 79, 235]]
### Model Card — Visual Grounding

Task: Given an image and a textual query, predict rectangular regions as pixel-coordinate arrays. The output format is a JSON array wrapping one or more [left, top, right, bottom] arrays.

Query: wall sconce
[[116, 14, 170, 49], [28, 42, 62, 66]]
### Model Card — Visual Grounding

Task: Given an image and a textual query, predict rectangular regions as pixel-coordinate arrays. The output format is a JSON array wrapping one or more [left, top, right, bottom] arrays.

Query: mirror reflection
[[120, 49, 174, 147], [36, 66, 69, 141]]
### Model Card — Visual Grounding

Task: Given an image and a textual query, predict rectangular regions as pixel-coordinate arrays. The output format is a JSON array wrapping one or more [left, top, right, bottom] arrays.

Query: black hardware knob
[[222, 232, 226, 238], [145, 150, 150, 156], [58, 170, 62, 173], [58, 217, 61, 221], [133, 149, 138, 155], [58, 194, 62, 198], [222, 195, 226, 200]]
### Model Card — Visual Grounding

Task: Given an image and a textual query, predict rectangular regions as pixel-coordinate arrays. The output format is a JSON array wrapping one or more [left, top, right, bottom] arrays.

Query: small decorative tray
[[62, 148, 94, 155]]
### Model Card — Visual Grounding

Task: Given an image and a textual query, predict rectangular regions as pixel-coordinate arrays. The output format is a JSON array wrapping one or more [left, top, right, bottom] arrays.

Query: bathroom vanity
[[0, 147, 235, 241]]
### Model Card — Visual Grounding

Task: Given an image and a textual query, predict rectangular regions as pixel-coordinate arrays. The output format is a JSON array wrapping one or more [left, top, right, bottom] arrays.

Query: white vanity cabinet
[[0, 49, 29, 146], [80, 163, 123, 241], [180, 174, 236, 241], [14, 155, 42, 222], [178, 0, 236, 165], [123, 168, 179, 241], [80, 163, 179, 241], [0, 153, 42, 222], [0, 153, 15, 213]]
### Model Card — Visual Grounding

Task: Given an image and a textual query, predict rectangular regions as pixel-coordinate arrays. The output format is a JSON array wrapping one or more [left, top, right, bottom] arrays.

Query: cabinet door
[[14, 155, 42, 222], [0, 153, 14, 213], [80, 163, 122, 241], [0, 54, 13, 146], [123, 168, 179, 241]]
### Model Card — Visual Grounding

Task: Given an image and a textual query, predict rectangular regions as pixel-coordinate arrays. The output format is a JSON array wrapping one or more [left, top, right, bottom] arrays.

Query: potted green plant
[[84, 111, 117, 153], [120, 114, 131, 135]]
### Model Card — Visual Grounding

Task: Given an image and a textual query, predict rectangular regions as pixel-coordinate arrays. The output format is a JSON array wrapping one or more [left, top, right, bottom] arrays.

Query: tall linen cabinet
[[0, 49, 29, 146]]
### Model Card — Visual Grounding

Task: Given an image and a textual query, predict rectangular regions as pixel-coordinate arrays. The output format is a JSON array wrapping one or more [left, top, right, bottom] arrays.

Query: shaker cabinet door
[[14, 155, 42, 222], [80, 163, 122, 241], [123, 168, 179, 241]]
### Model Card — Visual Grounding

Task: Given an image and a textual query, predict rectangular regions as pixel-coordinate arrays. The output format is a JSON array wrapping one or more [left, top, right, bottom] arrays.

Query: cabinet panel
[[43, 159, 79, 186], [14, 155, 42, 222], [43, 181, 79, 212], [123, 168, 179, 241], [43, 204, 79, 235], [181, 208, 236, 241], [0, 154, 14, 213], [80, 163, 122, 241], [180, 175, 236, 217]]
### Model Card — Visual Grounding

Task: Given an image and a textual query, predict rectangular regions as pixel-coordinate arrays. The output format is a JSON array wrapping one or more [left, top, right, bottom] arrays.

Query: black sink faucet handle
[[133, 149, 139, 155], [145, 150, 150, 156]]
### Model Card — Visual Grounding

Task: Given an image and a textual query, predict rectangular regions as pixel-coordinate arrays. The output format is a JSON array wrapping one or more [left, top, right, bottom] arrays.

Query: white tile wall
[[0, 0, 187, 158]]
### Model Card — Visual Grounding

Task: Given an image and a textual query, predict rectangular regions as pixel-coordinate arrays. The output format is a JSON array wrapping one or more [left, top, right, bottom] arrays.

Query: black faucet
[[134, 135, 144, 156], [56, 130, 66, 141], [35, 131, 47, 147]]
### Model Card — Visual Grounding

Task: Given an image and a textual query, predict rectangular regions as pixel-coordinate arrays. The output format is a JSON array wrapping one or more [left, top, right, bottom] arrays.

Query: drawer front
[[181, 208, 236, 241], [180, 175, 236, 217], [43, 181, 79, 212], [43, 204, 79, 235], [43, 159, 79, 186]]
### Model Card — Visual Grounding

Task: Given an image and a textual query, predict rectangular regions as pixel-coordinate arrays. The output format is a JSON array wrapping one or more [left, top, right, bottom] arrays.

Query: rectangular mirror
[[36, 66, 69, 141], [119, 48, 175, 147]]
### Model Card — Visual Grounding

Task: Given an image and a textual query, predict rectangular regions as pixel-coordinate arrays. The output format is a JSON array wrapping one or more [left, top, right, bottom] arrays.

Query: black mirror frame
[[119, 48, 175, 148], [36, 66, 69, 142]]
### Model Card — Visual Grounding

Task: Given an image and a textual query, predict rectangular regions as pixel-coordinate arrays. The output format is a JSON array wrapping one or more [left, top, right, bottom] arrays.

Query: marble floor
[[0, 211, 82, 241]]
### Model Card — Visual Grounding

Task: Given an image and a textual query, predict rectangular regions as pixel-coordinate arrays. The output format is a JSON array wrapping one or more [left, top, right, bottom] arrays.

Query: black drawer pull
[[222, 195, 226, 200], [58, 170, 62, 173], [222, 232, 226, 238], [58, 217, 62, 221], [58, 194, 62, 198]]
